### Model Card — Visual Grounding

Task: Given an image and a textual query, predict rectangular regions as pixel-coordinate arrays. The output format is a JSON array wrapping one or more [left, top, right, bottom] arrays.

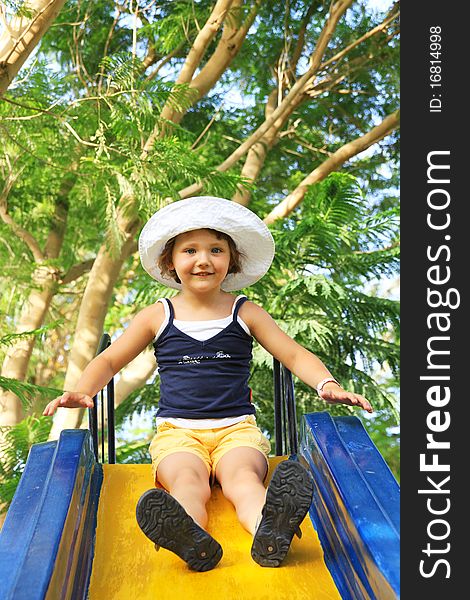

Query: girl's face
[[170, 229, 231, 292]]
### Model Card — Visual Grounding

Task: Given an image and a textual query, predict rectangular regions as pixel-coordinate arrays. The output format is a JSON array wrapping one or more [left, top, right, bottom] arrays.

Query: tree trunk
[[0, 164, 78, 426], [0, 270, 59, 425], [48, 211, 140, 438], [114, 348, 157, 407], [0, 0, 67, 95]]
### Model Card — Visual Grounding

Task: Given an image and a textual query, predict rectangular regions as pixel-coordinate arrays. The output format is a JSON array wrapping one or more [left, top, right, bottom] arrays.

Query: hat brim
[[138, 197, 275, 291]]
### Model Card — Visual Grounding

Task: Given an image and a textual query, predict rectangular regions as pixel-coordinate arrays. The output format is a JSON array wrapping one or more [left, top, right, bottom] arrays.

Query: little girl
[[43, 196, 372, 572]]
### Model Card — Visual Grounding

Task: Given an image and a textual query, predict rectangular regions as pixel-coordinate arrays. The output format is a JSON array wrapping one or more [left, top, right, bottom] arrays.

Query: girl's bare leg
[[137, 451, 222, 572], [156, 451, 211, 528], [215, 447, 268, 535]]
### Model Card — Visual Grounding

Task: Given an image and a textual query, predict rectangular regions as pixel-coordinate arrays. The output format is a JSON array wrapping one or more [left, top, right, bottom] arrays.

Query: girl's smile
[[171, 229, 231, 290]]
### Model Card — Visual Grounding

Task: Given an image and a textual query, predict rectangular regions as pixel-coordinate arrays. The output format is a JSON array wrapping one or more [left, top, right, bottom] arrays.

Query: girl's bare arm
[[241, 301, 372, 413], [43, 303, 164, 415]]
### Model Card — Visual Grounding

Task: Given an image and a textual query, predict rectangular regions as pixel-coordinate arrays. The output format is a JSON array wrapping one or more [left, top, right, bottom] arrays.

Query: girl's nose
[[196, 251, 210, 266]]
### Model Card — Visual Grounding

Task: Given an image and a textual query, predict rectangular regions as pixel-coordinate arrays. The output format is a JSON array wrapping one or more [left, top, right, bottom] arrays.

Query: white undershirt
[[154, 295, 252, 430]]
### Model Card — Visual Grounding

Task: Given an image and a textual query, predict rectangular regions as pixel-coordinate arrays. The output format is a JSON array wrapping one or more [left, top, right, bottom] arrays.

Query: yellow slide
[[89, 457, 341, 600]]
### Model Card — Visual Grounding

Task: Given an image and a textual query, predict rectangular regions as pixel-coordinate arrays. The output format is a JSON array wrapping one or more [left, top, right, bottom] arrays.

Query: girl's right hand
[[42, 392, 94, 416]]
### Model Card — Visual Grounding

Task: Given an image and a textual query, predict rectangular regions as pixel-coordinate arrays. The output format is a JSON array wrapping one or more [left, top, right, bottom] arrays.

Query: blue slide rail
[[0, 413, 399, 599], [0, 430, 102, 600], [300, 412, 400, 600]]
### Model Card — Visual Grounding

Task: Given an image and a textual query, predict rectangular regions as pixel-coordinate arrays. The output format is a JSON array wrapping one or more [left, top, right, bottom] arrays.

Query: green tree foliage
[[1, 0, 400, 504], [0, 328, 62, 409], [250, 173, 399, 423], [362, 409, 400, 481], [0, 416, 52, 510]]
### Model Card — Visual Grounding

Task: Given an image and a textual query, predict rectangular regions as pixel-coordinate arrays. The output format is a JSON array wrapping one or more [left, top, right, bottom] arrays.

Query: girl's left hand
[[319, 383, 373, 413]]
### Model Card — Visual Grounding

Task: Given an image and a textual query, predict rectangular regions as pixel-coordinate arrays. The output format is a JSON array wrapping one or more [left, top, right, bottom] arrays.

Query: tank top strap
[[164, 298, 175, 321], [232, 295, 248, 321], [157, 297, 175, 322]]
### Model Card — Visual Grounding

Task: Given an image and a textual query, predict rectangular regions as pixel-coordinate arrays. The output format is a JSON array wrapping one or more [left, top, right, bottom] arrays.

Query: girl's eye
[[184, 248, 196, 254], [211, 247, 223, 254]]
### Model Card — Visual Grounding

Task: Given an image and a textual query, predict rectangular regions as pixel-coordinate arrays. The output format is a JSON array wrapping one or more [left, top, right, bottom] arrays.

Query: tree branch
[[263, 110, 400, 224], [353, 240, 400, 255], [178, 0, 354, 199], [0, 165, 44, 262], [176, 0, 234, 85], [188, 0, 262, 102], [43, 157, 80, 259], [318, 5, 400, 73], [232, 1, 330, 205], [60, 259, 95, 284], [307, 0, 354, 75], [0, 0, 67, 95], [97, 3, 124, 95], [142, 0, 234, 156], [144, 41, 186, 82], [288, 1, 320, 79]]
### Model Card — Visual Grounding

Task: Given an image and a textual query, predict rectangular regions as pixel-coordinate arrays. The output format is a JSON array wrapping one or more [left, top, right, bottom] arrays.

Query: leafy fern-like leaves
[[0, 416, 52, 512]]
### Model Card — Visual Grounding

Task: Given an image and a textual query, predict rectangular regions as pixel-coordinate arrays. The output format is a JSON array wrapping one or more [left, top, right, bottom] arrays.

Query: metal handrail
[[273, 359, 283, 455], [88, 333, 116, 464], [273, 358, 299, 456]]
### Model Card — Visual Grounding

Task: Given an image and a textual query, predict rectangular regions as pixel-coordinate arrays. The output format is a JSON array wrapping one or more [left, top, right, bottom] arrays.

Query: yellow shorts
[[149, 415, 271, 482]]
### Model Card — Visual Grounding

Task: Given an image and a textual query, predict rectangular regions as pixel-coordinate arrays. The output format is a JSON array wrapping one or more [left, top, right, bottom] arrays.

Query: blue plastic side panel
[[300, 412, 400, 600], [0, 441, 57, 593], [69, 463, 103, 599], [0, 430, 102, 600]]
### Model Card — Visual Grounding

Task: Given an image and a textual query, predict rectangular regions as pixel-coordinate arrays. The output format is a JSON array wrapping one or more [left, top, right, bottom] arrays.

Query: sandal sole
[[251, 460, 314, 567], [136, 488, 223, 572]]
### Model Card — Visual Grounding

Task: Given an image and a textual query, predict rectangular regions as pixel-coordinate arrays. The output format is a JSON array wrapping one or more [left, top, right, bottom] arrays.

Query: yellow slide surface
[[88, 457, 341, 600]]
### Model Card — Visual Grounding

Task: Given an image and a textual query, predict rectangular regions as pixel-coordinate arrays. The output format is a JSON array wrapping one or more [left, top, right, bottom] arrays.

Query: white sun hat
[[138, 196, 275, 291]]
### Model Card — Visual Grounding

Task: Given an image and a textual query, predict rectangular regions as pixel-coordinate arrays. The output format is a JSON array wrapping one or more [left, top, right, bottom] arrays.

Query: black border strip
[[401, 3, 466, 596]]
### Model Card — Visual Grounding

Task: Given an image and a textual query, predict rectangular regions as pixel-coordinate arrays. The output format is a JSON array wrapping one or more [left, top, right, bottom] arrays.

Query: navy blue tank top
[[153, 296, 255, 419]]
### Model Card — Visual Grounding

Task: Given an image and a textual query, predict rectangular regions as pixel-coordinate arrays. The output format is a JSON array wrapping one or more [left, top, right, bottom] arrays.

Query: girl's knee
[[218, 466, 265, 502], [215, 447, 267, 486], [176, 466, 208, 485], [157, 453, 210, 497], [170, 467, 210, 501]]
